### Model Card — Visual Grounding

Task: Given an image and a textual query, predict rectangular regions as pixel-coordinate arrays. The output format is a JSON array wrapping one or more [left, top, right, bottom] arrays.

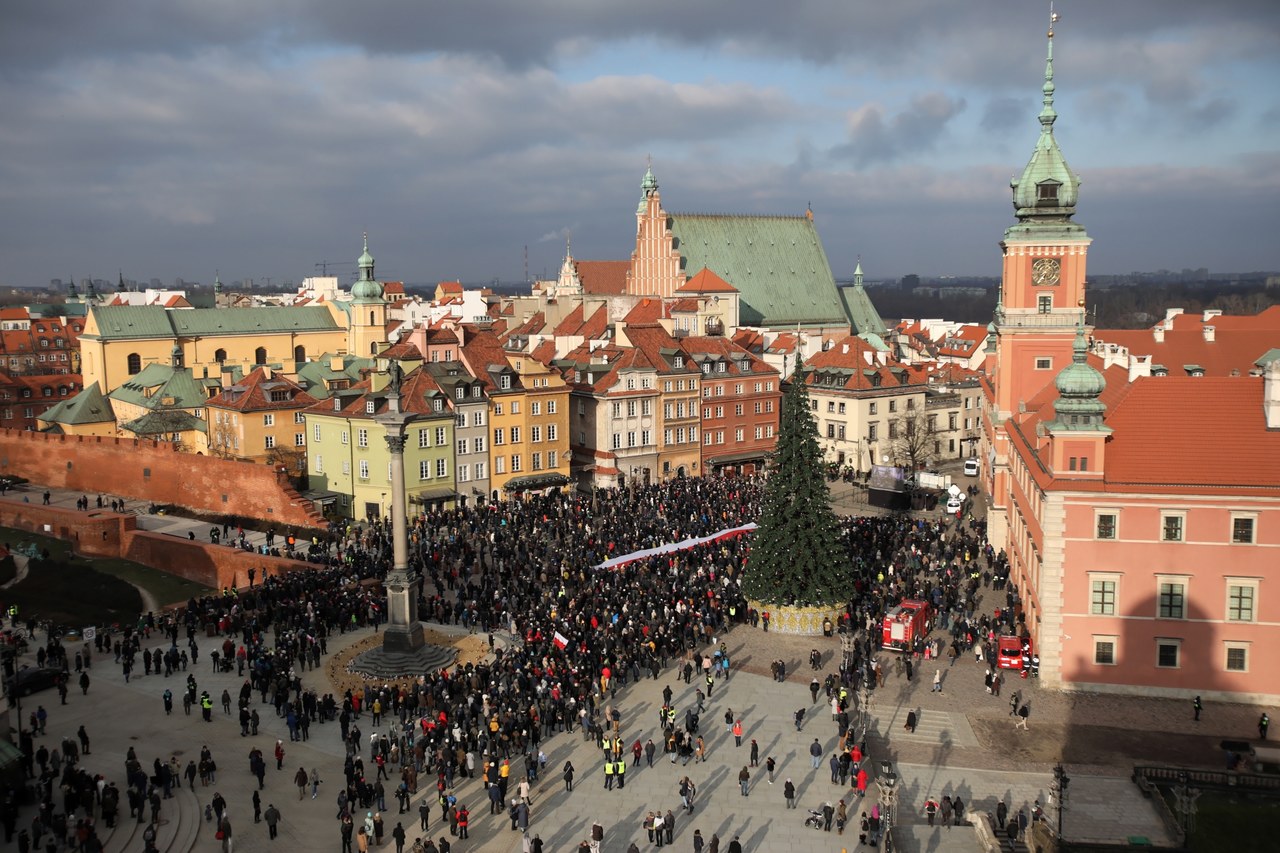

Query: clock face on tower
[[1032, 257, 1061, 286]]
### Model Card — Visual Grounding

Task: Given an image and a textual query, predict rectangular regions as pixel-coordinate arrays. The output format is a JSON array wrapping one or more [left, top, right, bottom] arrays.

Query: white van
[[963, 459, 980, 477]]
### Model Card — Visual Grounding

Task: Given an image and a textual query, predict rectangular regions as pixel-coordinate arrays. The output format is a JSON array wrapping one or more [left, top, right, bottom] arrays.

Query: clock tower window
[[1038, 295, 1053, 314]]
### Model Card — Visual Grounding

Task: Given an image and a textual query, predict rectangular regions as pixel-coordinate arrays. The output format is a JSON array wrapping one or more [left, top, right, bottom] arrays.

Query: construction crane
[[315, 261, 356, 277]]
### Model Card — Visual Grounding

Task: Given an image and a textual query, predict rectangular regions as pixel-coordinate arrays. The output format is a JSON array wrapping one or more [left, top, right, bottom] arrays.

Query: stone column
[[378, 413, 424, 655]]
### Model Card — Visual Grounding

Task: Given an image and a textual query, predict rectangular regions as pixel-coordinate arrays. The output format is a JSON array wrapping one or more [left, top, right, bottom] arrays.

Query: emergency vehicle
[[996, 635, 1032, 670], [881, 599, 933, 651]]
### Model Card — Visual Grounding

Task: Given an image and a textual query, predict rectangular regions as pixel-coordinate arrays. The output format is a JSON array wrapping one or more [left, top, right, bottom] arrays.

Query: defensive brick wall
[[0, 501, 318, 592], [0, 429, 324, 528]]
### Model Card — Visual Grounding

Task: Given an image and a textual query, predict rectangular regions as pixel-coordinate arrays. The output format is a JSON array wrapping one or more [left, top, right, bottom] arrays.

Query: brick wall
[[0, 429, 324, 528], [0, 501, 318, 592]]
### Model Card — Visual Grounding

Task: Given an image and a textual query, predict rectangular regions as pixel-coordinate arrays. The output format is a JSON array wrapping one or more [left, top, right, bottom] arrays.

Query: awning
[[410, 487, 457, 503], [503, 473, 571, 492], [706, 450, 768, 466], [301, 490, 343, 505]]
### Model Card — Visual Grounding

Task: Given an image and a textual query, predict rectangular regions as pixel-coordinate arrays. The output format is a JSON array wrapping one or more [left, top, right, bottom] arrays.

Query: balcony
[[995, 308, 1084, 330]]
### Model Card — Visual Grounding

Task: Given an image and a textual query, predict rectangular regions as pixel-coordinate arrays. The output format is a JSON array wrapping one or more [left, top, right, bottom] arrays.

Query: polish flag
[[553, 631, 569, 650]]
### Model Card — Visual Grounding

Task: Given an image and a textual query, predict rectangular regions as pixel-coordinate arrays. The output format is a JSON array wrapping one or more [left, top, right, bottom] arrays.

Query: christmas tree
[[744, 355, 850, 606]]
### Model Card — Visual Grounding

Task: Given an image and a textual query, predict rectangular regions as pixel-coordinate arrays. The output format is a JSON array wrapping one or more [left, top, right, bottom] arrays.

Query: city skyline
[[1, 1, 1277, 289]]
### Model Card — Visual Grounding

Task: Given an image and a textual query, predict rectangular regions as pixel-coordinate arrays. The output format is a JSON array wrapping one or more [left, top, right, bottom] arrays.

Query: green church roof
[[85, 305, 341, 341], [120, 410, 207, 436], [668, 213, 852, 329], [838, 283, 887, 337], [39, 382, 115, 426], [108, 363, 211, 410]]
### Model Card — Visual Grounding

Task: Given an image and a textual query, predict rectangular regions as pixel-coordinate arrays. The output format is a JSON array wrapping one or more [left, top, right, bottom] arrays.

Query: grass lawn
[[1160, 788, 1279, 853], [0, 527, 212, 616]]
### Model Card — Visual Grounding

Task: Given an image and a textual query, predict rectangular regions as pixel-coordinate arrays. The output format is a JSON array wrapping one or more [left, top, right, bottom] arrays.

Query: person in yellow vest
[[603, 759, 615, 791], [616, 758, 627, 789]]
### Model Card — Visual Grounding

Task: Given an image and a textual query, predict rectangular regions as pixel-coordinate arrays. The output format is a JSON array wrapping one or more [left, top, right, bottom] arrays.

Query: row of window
[[704, 402, 775, 419], [701, 381, 772, 398], [493, 451, 557, 474], [493, 424, 558, 445], [491, 400, 554, 416], [1093, 637, 1252, 673], [7, 353, 70, 365], [703, 426, 774, 445], [1090, 576, 1257, 622], [1096, 511, 1256, 544], [259, 413, 307, 426]]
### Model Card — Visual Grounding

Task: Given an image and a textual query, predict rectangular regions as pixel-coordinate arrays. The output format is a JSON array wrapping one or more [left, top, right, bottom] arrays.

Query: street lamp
[[879, 760, 899, 832], [1050, 763, 1070, 838]]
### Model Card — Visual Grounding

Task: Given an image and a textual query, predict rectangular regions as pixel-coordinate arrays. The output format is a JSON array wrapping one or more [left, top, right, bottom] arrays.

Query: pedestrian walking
[[1193, 695, 1203, 721], [1259, 712, 1269, 740], [784, 778, 796, 809], [738, 766, 750, 797], [264, 804, 281, 840]]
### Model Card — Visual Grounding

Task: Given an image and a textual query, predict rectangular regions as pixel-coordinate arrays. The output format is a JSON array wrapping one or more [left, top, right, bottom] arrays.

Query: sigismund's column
[[376, 385, 425, 655]]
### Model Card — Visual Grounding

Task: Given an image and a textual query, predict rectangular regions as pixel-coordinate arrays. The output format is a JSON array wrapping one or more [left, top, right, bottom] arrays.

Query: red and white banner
[[593, 523, 757, 571], [552, 631, 569, 650]]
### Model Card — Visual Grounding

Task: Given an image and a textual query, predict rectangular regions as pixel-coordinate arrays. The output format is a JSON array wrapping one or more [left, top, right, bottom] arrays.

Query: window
[[457, 439, 468, 455], [531, 426, 542, 443], [294, 412, 305, 424], [1158, 581, 1186, 619], [532, 401, 541, 415], [1227, 582, 1256, 622], [473, 436, 485, 454], [1095, 512, 1117, 540], [888, 400, 897, 413], [419, 460, 431, 481], [499, 375, 511, 390], [1037, 295, 1052, 314], [341, 430, 349, 445], [495, 456, 505, 474], [1161, 513, 1184, 542], [313, 424, 322, 442], [510, 401, 519, 414], [455, 386, 465, 400], [641, 399, 651, 415], [532, 452, 542, 471], [493, 403, 502, 416], [547, 400, 556, 414], [1094, 637, 1117, 666], [474, 461, 486, 479], [126, 353, 141, 375], [493, 428, 504, 446], [294, 433, 304, 447], [1035, 358, 1052, 370], [436, 458, 447, 478], [755, 426, 764, 440], [1156, 639, 1181, 669], [255, 346, 267, 364], [509, 426, 520, 444], [547, 451, 557, 468], [456, 414, 466, 429], [867, 423, 878, 441], [705, 432, 714, 446], [263, 413, 275, 427], [358, 460, 369, 480], [314, 454, 323, 473], [641, 429, 650, 445], [510, 454, 521, 472], [435, 427, 447, 446], [735, 428, 744, 442], [612, 402, 622, 419], [472, 411, 485, 427], [457, 464, 469, 482], [419, 428, 430, 448], [626, 400, 636, 418], [264, 435, 275, 449], [365, 401, 376, 414], [1231, 515, 1256, 544], [611, 433, 621, 450], [1225, 645, 1249, 673], [1090, 577, 1117, 615], [357, 429, 368, 448]]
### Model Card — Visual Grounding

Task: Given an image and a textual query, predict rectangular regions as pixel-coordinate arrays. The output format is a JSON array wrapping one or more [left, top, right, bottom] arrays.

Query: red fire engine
[[881, 599, 933, 651]]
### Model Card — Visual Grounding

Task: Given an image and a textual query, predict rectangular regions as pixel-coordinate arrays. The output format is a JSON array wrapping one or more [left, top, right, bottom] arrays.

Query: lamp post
[[879, 760, 899, 833], [1172, 770, 1201, 847], [1050, 763, 1070, 839]]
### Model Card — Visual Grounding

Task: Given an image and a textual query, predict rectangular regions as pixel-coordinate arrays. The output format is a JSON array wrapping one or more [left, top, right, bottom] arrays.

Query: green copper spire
[[1050, 321, 1109, 431], [854, 257, 863, 287], [638, 161, 658, 214], [1009, 7, 1081, 226], [351, 232, 384, 303], [213, 272, 222, 295], [67, 276, 78, 301]]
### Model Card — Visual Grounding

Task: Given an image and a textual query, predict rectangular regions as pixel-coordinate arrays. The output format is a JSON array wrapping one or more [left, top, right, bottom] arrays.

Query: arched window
[[369, 311, 376, 326], [370, 342, 378, 355], [214, 348, 227, 363], [254, 346, 267, 364], [293, 345, 306, 364], [126, 353, 141, 375]]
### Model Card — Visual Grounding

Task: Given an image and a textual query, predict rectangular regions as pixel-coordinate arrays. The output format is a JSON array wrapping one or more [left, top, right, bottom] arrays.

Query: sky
[[1, 1, 1278, 290]]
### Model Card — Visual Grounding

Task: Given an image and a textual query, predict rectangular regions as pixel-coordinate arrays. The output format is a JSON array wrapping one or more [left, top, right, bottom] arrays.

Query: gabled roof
[[679, 336, 777, 377], [575, 261, 630, 296], [837, 282, 887, 336], [936, 324, 988, 357], [378, 341, 424, 361], [1093, 307, 1280, 377], [731, 329, 765, 355], [120, 409, 207, 435], [668, 213, 848, 328], [86, 305, 341, 340], [458, 329, 517, 393], [550, 305, 586, 337], [206, 368, 319, 413], [108, 364, 211, 410], [39, 382, 115, 426], [678, 267, 738, 294], [624, 298, 663, 326]]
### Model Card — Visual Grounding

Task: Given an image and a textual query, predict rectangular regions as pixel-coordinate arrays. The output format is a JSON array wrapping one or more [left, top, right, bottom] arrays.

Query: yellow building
[[205, 367, 319, 470], [36, 381, 117, 436]]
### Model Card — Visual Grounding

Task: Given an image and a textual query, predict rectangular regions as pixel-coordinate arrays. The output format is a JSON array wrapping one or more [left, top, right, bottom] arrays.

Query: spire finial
[[1040, 2, 1059, 131]]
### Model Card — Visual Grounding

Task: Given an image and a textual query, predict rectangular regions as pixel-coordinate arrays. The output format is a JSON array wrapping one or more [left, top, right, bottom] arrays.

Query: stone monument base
[[350, 623, 458, 679], [749, 600, 843, 636]]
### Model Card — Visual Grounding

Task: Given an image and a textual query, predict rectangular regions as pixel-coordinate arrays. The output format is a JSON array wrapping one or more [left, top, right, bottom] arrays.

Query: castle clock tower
[[985, 10, 1090, 548]]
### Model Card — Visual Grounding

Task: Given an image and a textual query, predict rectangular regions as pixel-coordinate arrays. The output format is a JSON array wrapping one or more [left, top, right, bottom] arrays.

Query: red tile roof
[[678, 267, 738, 294], [575, 260, 630, 296], [206, 367, 319, 412], [551, 305, 585, 337], [624, 298, 663, 326], [378, 341, 423, 360], [1094, 307, 1280, 376]]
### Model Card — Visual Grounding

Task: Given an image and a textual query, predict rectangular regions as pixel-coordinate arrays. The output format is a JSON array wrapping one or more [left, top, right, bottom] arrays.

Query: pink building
[[983, 23, 1280, 704]]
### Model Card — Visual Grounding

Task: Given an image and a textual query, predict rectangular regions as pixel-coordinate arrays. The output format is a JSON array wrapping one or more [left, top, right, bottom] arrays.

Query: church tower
[[985, 9, 1090, 548], [348, 233, 387, 357], [626, 165, 686, 299]]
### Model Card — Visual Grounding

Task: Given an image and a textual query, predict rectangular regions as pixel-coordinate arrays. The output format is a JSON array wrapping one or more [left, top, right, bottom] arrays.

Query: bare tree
[[888, 407, 937, 472]]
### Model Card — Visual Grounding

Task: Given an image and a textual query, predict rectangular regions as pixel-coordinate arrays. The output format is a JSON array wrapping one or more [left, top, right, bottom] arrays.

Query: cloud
[[833, 93, 967, 167], [980, 97, 1024, 133]]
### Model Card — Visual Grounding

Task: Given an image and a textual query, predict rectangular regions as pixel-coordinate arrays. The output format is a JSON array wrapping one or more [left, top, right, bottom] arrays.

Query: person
[[727, 835, 743, 853], [783, 778, 796, 809], [766, 755, 776, 783], [996, 799, 1008, 831], [275, 740, 285, 770], [732, 719, 743, 746], [295, 767, 309, 799], [809, 739, 823, 769], [794, 708, 805, 731], [563, 761, 575, 792], [264, 804, 281, 840], [749, 739, 759, 767], [1260, 712, 1270, 740], [905, 710, 918, 733], [1016, 703, 1030, 730], [738, 766, 750, 796], [822, 801, 835, 831], [392, 822, 407, 853], [836, 799, 848, 835], [1194, 695, 1203, 722], [932, 669, 942, 693], [925, 797, 938, 826], [252, 791, 262, 824]]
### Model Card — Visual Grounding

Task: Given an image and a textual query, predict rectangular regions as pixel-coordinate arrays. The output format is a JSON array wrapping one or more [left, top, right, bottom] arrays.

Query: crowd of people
[[3, 472, 1022, 852]]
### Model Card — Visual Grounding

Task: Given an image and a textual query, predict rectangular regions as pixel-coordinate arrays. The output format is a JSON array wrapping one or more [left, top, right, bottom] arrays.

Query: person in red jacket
[[457, 805, 469, 839]]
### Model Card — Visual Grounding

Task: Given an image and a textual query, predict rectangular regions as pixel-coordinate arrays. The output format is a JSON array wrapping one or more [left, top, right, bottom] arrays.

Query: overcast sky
[[2, 1, 1277, 290]]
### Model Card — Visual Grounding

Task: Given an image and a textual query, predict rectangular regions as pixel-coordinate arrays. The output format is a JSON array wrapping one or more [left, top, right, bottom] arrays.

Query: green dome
[[1052, 328, 1107, 428], [351, 233, 383, 303], [1010, 31, 1081, 222]]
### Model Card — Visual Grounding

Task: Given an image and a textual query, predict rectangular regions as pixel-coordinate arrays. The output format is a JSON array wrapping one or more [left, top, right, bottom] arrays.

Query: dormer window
[[1036, 181, 1060, 204], [365, 401, 376, 414], [673, 355, 684, 369], [455, 387, 465, 400], [472, 386, 481, 398], [500, 375, 511, 390], [434, 399, 444, 412], [701, 363, 710, 375], [716, 361, 726, 373]]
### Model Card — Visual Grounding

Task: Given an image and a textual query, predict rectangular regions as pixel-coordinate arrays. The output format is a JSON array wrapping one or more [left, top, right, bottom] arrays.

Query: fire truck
[[881, 599, 933, 651]]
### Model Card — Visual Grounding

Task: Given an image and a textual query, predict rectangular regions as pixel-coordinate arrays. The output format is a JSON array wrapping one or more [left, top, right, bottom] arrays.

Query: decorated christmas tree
[[744, 355, 849, 606]]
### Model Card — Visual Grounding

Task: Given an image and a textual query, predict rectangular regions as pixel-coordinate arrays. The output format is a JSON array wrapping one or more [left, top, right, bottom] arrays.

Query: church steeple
[[1050, 322, 1109, 432], [1009, 6, 1081, 227], [351, 232, 384, 304], [67, 276, 78, 302], [638, 162, 659, 214]]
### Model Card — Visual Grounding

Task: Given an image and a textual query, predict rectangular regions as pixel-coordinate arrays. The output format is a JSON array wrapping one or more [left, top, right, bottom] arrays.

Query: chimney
[[1265, 361, 1280, 429], [841, 343, 849, 354], [1202, 325, 1215, 343], [1152, 324, 1165, 344]]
